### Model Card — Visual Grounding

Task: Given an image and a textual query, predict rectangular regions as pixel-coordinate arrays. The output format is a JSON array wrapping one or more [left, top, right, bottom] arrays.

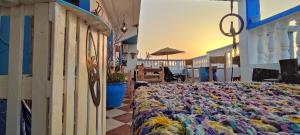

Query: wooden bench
[[209, 56, 226, 82], [185, 59, 195, 83], [136, 64, 164, 83]]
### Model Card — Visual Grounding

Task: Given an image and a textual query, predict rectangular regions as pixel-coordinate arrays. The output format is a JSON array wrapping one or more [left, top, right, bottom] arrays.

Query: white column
[[288, 32, 295, 58], [279, 21, 290, 60], [267, 25, 277, 63], [296, 18, 300, 64], [238, 0, 252, 81], [257, 28, 265, 64]]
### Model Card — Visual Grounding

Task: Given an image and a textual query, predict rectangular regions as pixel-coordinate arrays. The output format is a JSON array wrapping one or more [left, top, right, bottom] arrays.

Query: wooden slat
[[224, 62, 227, 82], [0, 0, 18, 7], [100, 35, 108, 135], [75, 19, 88, 135], [0, 5, 34, 15], [63, 11, 77, 135], [0, 0, 49, 7], [31, 3, 50, 135], [5, 5, 24, 135], [185, 59, 193, 65], [87, 30, 97, 135], [209, 56, 227, 82], [0, 6, 10, 16], [0, 76, 32, 99], [209, 56, 226, 64], [97, 34, 104, 135], [191, 64, 195, 83], [57, 0, 111, 35], [49, 2, 66, 135], [24, 4, 34, 15], [209, 63, 213, 82]]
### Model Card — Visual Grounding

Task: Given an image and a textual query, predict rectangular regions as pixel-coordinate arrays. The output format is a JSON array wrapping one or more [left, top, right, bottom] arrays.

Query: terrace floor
[[106, 89, 133, 135]]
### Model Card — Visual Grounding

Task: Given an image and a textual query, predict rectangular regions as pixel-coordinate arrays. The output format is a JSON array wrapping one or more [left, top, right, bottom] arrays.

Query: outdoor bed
[[132, 82, 300, 135]]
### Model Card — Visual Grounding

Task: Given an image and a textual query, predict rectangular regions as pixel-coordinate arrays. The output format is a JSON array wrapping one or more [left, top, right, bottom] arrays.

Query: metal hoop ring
[[86, 26, 101, 107], [219, 13, 244, 37]]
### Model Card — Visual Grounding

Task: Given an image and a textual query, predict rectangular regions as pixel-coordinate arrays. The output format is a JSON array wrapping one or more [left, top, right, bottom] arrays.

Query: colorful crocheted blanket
[[132, 82, 300, 135]]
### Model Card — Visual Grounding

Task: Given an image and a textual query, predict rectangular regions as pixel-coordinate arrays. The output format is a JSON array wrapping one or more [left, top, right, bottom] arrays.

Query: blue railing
[[247, 5, 300, 30]]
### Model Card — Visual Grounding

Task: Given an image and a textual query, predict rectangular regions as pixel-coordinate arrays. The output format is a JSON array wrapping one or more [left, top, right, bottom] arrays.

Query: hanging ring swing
[[219, 13, 244, 81], [86, 26, 101, 107], [218, 0, 245, 81], [219, 13, 244, 37]]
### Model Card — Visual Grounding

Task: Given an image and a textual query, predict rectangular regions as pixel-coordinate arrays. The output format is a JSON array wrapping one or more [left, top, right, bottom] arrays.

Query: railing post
[[296, 18, 300, 64], [279, 21, 290, 60], [32, 3, 50, 135], [6, 6, 24, 135], [49, 3, 66, 135], [176, 60, 180, 73], [288, 32, 295, 58], [267, 25, 277, 63], [257, 28, 265, 64]]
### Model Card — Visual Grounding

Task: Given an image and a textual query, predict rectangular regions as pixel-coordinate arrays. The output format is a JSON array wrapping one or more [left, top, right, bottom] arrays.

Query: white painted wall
[[124, 44, 138, 77], [238, 0, 253, 81]]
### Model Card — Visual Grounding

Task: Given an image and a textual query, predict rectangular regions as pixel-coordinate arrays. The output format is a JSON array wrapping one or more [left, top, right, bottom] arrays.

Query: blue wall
[[246, 0, 261, 25], [0, 0, 90, 75], [79, 0, 90, 11], [23, 17, 32, 74], [0, 16, 32, 75], [0, 16, 10, 75]]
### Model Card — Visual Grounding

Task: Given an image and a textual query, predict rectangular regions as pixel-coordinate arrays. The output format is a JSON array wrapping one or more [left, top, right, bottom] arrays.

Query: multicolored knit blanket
[[132, 82, 300, 135]]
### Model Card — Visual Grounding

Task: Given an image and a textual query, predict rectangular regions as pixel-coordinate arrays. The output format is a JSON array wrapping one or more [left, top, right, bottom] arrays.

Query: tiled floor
[[106, 92, 133, 135]]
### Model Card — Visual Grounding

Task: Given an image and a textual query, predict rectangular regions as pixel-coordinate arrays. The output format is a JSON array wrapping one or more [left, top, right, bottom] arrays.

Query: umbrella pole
[[167, 55, 169, 66]]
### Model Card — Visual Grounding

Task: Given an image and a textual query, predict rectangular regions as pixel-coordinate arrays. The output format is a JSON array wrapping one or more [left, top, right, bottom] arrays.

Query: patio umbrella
[[151, 47, 185, 60]]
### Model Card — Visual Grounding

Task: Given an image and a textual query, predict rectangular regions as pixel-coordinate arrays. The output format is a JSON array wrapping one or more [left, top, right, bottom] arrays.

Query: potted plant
[[106, 20, 128, 108], [106, 72, 126, 108], [106, 44, 127, 108]]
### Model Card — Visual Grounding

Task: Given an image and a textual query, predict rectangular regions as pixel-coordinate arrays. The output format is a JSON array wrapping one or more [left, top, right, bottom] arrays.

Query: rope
[[219, 0, 244, 81]]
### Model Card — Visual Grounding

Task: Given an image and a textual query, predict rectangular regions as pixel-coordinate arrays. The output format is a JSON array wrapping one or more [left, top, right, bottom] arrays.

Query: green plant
[[107, 72, 125, 83]]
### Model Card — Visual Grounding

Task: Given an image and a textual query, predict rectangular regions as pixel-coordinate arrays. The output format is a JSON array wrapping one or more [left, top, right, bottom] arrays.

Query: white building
[[138, 0, 300, 82], [238, 0, 300, 81]]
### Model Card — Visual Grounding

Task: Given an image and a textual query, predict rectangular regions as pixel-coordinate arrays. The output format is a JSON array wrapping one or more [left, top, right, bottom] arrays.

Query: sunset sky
[[137, 0, 300, 59]]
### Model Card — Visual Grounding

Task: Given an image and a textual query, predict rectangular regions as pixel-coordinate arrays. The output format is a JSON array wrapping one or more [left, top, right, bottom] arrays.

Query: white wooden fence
[[137, 59, 186, 74], [194, 45, 240, 81], [138, 45, 240, 81], [192, 45, 239, 68], [0, 1, 110, 135], [249, 11, 300, 66]]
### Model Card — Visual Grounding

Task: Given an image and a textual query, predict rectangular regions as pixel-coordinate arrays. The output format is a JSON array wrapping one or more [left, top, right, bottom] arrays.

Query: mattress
[[132, 82, 300, 135]]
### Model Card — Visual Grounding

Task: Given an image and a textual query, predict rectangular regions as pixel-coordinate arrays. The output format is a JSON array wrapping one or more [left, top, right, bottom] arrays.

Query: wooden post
[[100, 35, 108, 135], [199, 67, 202, 82], [31, 3, 50, 135], [87, 30, 97, 135], [209, 63, 213, 82], [75, 19, 88, 135], [224, 60, 227, 82], [161, 66, 165, 83], [63, 11, 77, 135], [49, 3, 66, 135], [97, 33, 104, 135], [6, 6, 24, 135], [191, 64, 195, 83]]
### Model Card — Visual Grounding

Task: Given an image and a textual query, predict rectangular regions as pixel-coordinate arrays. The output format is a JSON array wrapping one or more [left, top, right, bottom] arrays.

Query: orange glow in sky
[[137, 0, 300, 59]]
